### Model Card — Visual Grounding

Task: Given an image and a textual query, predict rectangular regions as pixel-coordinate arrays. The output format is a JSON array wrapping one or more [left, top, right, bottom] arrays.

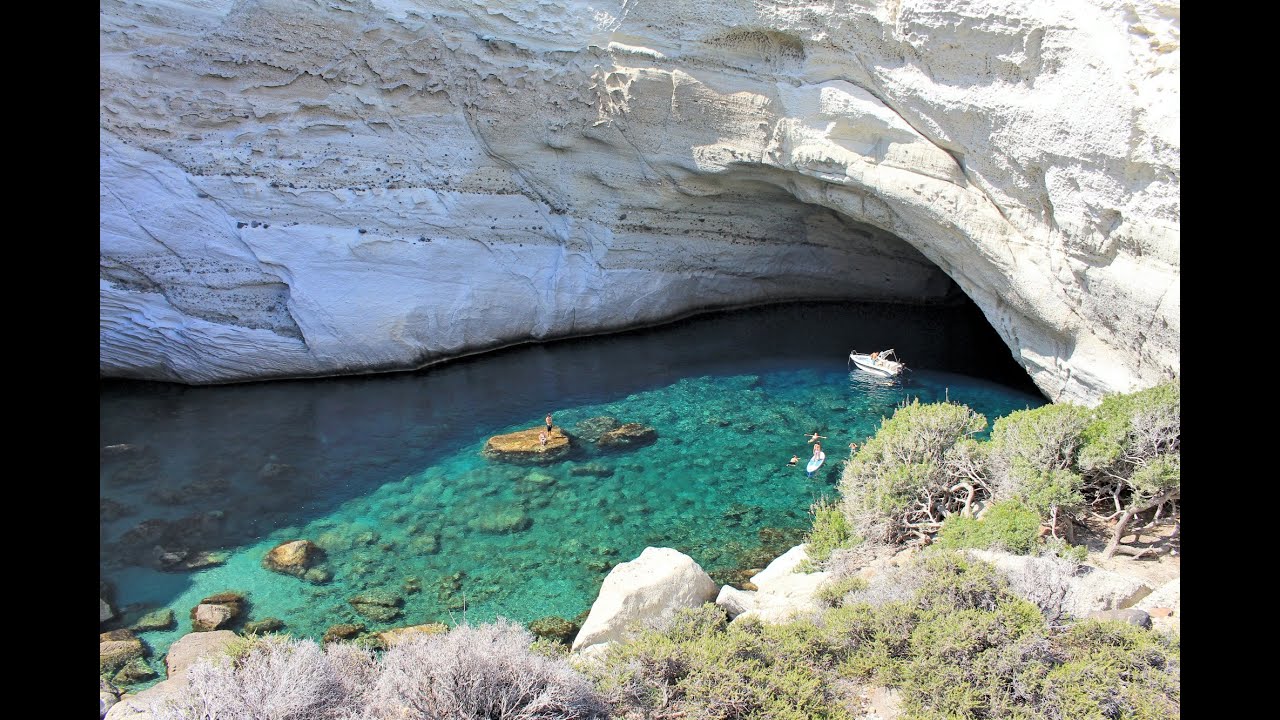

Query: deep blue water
[[100, 301, 1044, 685]]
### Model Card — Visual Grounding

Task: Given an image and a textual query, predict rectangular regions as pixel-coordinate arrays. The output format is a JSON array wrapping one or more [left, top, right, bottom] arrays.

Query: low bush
[[147, 620, 606, 720], [936, 498, 1043, 554]]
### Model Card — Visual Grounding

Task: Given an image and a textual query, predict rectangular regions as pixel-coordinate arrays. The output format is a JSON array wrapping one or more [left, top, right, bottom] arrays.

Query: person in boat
[[806, 432, 826, 443], [870, 351, 880, 367], [787, 454, 800, 467]]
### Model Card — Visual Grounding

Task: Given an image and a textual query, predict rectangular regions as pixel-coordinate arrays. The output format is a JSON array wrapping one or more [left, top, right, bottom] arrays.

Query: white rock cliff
[[100, 0, 1179, 403]]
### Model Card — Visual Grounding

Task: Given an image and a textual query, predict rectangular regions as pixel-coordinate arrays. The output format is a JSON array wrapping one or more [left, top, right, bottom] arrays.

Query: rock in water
[[596, 423, 658, 450], [99, 629, 145, 675], [243, 617, 285, 635], [262, 540, 326, 580], [132, 608, 175, 632], [349, 591, 404, 622], [189, 591, 245, 631], [323, 623, 366, 644], [571, 417, 621, 444], [482, 428, 571, 464]]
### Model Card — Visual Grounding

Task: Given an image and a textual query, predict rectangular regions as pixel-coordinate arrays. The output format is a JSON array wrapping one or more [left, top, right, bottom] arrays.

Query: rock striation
[[100, 0, 1179, 404]]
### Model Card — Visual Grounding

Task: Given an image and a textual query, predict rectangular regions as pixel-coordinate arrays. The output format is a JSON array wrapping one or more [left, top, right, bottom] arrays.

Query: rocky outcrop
[[105, 630, 237, 720], [100, 0, 1178, 404], [482, 428, 571, 464], [101, 598, 115, 624], [572, 547, 718, 652], [968, 550, 1152, 620], [101, 678, 122, 718], [714, 544, 830, 623], [100, 629, 146, 676]]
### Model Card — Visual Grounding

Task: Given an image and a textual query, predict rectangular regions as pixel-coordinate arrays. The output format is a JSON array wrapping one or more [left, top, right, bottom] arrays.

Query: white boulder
[[572, 547, 718, 652]]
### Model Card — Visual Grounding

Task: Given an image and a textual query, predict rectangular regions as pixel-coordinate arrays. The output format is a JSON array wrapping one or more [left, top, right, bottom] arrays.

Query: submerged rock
[[569, 463, 614, 478], [467, 507, 532, 534], [132, 608, 175, 632], [409, 534, 440, 555], [571, 416, 621, 444], [596, 423, 658, 450], [243, 617, 285, 635], [303, 567, 333, 584], [262, 540, 326, 579], [323, 623, 366, 644], [155, 547, 229, 572], [258, 462, 296, 485], [349, 591, 404, 622], [515, 470, 558, 494], [112, 657, 157, 685], [100, 498, 133, 521], [482, 427, 571, 464], [529, 616, 580, 645], [374, 623, 449, 648]]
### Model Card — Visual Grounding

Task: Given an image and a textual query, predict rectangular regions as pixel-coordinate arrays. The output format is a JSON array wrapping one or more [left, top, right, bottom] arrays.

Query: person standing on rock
[[546, 413, 554, 432]]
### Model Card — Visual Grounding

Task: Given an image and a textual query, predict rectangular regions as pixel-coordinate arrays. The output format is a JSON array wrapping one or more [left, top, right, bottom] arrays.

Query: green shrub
[[839, 400, 987, 544], [804, 496, 857, 564], [815, 576, 869, 607], [936, 499, 1043, 554], [1042, 536, 1089, 564], [591, 605, 855, 719], [1042, 620, 1180, 720]]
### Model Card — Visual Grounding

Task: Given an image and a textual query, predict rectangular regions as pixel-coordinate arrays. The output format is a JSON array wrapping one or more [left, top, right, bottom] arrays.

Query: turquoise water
[[100, 301, 1044, 686]]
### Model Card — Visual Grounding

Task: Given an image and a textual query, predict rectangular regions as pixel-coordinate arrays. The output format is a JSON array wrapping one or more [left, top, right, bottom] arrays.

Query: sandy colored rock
[[482, 428, 571, 463], [263, 540, 325, 578], [100, 630, 145, 675], [375, 623, 449, 647]]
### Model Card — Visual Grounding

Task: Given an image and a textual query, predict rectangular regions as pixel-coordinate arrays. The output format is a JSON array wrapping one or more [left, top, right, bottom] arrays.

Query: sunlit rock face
[[100, 0, 1179, 404]]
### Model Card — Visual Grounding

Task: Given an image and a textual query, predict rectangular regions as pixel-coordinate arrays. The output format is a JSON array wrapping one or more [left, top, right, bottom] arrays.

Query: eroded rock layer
[[100, 0, 1179, 403]]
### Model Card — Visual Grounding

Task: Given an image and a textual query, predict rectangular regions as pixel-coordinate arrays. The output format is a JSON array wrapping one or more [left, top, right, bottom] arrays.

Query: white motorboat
[[849, 348, 905, 378]]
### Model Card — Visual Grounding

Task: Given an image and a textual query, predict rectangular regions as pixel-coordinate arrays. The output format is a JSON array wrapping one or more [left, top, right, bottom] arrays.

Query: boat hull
[[849, 354, 902, 378]]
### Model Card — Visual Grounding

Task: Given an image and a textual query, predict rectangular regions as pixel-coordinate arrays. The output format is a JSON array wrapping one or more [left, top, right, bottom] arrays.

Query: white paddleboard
[[806, 453, 825, 474]]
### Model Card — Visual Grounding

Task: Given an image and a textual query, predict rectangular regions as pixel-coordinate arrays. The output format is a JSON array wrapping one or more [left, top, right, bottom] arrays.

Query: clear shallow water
[[100, 301, 1044, 685]]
